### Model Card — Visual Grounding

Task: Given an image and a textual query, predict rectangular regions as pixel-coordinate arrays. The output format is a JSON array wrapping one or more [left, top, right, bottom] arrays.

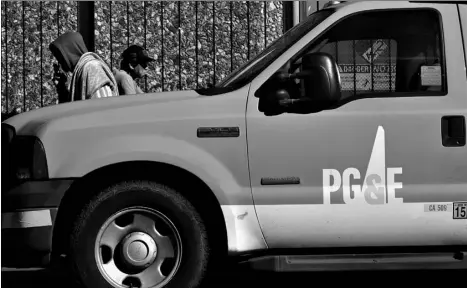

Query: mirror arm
[[274, 70, 313, 82], [279, 98, 331, 114], [290, 70, 314, 79], [278, 98, 299, 107], [278, 98, 313, 113]]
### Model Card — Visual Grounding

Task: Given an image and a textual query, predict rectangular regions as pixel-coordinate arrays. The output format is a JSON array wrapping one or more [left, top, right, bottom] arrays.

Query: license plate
[[453, 202, 467, 219]]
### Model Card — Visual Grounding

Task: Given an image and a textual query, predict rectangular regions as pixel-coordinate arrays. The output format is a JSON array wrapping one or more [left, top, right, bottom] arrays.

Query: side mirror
[[256, 52, 341, 115], [298, 52, 341, 104]]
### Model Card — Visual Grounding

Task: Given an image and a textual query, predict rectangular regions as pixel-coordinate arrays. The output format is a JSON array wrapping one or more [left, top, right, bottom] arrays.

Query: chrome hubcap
[[95, 207, 182, 288], [121, 232, 157, 268]]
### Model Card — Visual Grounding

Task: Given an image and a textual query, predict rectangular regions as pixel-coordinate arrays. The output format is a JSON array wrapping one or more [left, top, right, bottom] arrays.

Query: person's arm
[[91, 85, 114, 99], [53, 67, 70, 103], [56, 82, 70, 103], [119, 75, 139, 95], [136, 83, 144, 94]]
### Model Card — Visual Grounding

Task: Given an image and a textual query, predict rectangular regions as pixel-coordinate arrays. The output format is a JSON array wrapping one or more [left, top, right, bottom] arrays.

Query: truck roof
[[321, 1, 390, 10], [322, 0, 464, 10]]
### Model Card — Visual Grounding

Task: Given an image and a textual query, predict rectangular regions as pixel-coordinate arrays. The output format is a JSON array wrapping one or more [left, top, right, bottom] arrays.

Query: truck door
[[246, 2, 467, 249]]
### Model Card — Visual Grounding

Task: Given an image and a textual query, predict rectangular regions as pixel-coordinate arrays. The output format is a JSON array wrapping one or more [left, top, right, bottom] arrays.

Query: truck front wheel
[[68, 180, 211, 288]]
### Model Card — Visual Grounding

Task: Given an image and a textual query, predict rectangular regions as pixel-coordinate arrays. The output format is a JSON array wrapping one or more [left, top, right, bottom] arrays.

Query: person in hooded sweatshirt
[[49, 31, 119, 103]]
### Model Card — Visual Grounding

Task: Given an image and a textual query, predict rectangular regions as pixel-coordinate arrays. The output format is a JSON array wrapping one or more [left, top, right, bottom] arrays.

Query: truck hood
[[3, 90, 201, 135]]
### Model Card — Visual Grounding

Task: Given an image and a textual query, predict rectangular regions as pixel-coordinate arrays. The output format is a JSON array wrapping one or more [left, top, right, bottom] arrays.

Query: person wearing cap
[[113, 45, 156, 95], [49, 31, 119, 103]]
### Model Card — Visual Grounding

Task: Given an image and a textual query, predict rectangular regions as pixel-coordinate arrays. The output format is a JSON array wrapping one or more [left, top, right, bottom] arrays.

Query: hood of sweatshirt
[[49, 31, 88, 73]]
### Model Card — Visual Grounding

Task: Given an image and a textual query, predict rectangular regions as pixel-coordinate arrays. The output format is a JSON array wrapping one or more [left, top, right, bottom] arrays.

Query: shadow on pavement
[[1, 267, 465, 287], [2, 269, 63, 288]]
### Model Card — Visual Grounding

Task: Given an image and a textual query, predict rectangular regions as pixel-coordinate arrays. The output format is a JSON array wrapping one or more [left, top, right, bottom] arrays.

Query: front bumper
[[1, 179, 73, 268]]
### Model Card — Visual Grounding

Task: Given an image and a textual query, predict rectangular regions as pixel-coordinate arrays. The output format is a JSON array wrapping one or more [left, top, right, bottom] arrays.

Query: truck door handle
[[441, 116, 466, 147]]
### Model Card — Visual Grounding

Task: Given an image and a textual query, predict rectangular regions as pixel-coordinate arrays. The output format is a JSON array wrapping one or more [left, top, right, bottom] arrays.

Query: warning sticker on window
[[421, 65, 442, 86], [338, 64, 396, 91]]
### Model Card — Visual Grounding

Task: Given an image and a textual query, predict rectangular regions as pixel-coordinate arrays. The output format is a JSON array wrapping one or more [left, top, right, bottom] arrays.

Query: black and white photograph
[[1, 0, 466, 287]]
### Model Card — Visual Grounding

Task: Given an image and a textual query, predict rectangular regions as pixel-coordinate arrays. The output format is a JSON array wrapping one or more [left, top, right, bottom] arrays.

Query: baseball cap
[[122, 45, 156, 65]]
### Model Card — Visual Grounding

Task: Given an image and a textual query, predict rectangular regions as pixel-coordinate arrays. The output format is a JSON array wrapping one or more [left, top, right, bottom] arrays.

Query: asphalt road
[[1, 267, 465, 287]]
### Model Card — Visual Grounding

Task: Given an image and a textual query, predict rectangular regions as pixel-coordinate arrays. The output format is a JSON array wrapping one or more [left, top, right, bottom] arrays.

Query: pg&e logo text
[[322, 167, 403, 205], [322, 126, 404, 205]]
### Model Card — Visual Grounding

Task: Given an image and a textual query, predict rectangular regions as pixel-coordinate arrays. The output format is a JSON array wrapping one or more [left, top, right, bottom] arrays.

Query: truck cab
[[2, 1, 467, 288]]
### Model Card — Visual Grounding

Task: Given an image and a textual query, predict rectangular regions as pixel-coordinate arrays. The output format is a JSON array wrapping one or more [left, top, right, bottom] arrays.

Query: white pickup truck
[[2, 1, 466, 288]]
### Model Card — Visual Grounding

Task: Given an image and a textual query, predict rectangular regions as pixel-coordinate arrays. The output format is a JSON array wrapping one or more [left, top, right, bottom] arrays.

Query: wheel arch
[[51, 160, 229, 262]]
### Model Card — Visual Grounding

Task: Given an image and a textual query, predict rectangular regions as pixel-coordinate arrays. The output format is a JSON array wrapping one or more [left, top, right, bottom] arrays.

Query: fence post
[[300, 1, 313, 21], [282, 1, 294, 32], [78, 1, 95, 52], [293, 1, 300, 26]]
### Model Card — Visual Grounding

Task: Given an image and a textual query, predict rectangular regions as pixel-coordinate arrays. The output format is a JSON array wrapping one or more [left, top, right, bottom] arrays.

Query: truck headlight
[[12, 136, 49, 181], [2, 123, 16, 190]]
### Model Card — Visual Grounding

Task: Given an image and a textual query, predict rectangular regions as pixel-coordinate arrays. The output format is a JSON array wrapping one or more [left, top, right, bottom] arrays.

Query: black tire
[[68, 180, 211, 288]]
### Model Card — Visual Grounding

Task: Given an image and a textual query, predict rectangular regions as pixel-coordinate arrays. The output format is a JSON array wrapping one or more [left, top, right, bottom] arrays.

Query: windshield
[[214, 8, 335, 90]]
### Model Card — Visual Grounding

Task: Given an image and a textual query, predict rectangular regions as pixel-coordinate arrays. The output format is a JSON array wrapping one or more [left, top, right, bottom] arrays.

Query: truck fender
[[51, 134, 267, 253]]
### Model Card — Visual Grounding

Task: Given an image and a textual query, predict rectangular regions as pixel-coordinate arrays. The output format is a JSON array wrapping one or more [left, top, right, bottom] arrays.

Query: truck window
[[290, 8, 446, 101]]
